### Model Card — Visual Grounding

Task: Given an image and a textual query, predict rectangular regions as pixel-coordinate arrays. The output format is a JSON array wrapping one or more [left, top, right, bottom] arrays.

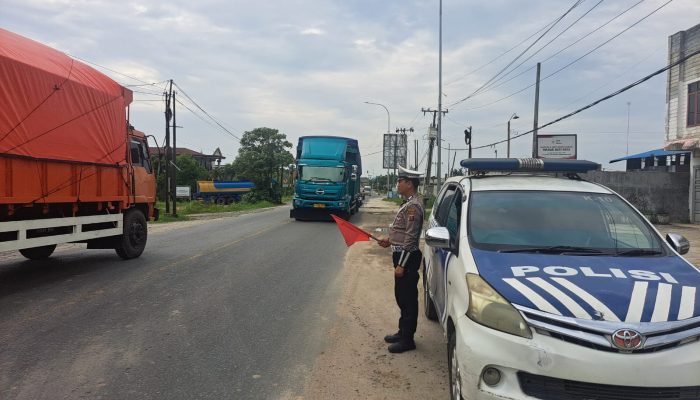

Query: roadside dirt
[[294, 197, 449, 399]]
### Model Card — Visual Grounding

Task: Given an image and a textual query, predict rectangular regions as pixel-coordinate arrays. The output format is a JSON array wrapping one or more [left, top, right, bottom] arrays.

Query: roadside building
[[665, 23, 700, 222], [149, 146, 225, 171]]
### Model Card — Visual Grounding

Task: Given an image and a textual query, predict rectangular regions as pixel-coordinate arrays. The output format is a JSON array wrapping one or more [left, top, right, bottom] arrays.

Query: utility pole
[[414, 139, 418, 170], [626, 102, 631, 155], [171, 88, 177, 217], [422, 108, 448, 188], [395, 127, 413, 169], [532, 63, 541, 158], [164, 80, 173, 214]]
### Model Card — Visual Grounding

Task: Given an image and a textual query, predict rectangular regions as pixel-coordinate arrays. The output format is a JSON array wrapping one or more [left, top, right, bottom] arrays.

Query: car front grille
[[518, 372, 700, 400], [516, 305, 700, 353]]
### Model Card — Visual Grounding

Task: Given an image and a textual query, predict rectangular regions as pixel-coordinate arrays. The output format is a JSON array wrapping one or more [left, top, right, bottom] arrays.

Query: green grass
[[153, 197, 290, 223]]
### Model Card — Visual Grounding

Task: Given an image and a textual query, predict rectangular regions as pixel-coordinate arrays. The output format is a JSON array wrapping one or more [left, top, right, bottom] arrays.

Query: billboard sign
[[383, 134, 407, 169], [537, 134, 577, 159]]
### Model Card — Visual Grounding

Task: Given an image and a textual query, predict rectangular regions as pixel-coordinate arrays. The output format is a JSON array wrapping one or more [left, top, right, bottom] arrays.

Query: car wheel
[[115, 209, 148, 260], [423, 261, 438, 321], [19, 244, 57, 260], [448, 331, 464, 400]]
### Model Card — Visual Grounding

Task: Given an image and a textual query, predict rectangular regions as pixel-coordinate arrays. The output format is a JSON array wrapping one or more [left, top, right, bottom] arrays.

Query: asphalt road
[[0, 206, 348, 399]]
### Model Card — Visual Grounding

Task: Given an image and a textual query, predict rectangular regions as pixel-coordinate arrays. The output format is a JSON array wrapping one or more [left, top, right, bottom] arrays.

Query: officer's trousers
[[393, 250, 422, 341]]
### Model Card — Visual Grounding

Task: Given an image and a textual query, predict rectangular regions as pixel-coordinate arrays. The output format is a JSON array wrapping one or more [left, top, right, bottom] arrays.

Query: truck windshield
[[299, 166, 345, 183], [468, 191, 664, 255]]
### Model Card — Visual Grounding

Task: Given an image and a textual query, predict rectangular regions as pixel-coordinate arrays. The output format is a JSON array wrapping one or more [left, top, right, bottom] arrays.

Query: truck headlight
[[466, 273, 532, 339]]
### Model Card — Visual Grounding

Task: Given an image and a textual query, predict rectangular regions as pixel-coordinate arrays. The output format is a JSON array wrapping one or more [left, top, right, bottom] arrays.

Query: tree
[[152, 154, 208, 199], [209, 163, 237, 181], [231, 127, 294, 203]]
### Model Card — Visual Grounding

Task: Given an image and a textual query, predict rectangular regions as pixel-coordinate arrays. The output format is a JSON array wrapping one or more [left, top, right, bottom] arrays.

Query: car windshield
[[299, 166, 344, 183], [468, 191, 664, 255]]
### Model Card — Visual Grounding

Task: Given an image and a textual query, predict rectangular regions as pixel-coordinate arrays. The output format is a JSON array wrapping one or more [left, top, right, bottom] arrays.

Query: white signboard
[[176, 186, 191, 199], [537, 134, 577, 159]]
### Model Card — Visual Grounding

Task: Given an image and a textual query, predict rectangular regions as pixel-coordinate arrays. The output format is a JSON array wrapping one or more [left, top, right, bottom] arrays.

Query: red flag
[[330, 214, 374, 246]]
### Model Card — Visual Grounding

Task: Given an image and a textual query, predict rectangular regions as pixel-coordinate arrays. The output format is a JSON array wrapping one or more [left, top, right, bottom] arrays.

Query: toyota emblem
[[611, 329, 644, 350]]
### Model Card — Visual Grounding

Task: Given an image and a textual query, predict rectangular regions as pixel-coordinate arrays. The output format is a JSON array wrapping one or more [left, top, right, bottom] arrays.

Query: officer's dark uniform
[[385, 168, 424, 353]]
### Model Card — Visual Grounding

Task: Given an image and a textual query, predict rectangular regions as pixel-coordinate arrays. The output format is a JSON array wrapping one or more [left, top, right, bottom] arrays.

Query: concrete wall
[[581, 171, 690, 223]]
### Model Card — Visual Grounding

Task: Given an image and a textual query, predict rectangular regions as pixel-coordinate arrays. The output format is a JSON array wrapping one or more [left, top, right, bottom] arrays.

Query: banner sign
[[537, 134, 577, 159], [176, 186, 191, 199]]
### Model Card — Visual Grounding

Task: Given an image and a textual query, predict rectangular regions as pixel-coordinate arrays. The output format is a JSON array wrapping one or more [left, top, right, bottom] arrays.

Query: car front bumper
[[454, 314, 700, 400]]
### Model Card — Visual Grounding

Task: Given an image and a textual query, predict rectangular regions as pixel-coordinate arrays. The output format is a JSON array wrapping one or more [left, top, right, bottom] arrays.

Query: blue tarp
[[609, 149, 690, 163]]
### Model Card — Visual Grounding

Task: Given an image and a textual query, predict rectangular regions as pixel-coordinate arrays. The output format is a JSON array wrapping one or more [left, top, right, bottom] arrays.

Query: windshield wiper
[[615, 249, 663, 257], [308, 177, 331, 182], [499, 246, 607, 255]]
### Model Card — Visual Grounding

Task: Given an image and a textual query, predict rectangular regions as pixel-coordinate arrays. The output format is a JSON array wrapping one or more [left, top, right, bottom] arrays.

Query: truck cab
[[290, 136, 362, 220]]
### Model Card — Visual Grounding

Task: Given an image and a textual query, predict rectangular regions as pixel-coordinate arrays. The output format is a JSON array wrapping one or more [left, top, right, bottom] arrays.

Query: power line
[[172, 82, 242, 141], [470, 47, 700, 150], [444, 17, 559, 86], [476, 0, 646, 99], [476, 0, 605, 96], [448, 0, 585, 107], [455, 0, 673, 113], [67, 53, 156, 86]]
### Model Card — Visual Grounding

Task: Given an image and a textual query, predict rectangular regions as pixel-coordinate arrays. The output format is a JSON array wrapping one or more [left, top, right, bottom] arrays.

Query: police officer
[[377, 165, 424, 353]]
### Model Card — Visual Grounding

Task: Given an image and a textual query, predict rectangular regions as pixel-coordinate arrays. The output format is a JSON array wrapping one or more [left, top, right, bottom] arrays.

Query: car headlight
[[466, 273, 532, 339]]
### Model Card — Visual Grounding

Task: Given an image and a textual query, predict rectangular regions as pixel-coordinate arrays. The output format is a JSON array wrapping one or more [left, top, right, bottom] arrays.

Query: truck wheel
[[423, 262, 439, 321], [19, 244, 56, 260], [216, 197, 226, 205], [115, 210, 147, 260]]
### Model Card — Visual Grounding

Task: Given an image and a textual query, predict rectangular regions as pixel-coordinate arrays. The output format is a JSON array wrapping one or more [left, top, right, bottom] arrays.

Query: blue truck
[[195, 180, 255, 204], [290, 136, 362, 220]]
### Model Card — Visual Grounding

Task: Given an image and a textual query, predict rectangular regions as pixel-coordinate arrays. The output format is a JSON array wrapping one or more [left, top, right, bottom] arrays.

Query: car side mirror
[[425, 227, 451, 249], [351, 173, 357, 181], [666, 233, 690, 255]]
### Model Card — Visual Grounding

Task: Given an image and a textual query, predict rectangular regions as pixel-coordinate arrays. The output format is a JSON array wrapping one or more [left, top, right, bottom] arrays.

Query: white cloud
[[301, 28, 324, 36]]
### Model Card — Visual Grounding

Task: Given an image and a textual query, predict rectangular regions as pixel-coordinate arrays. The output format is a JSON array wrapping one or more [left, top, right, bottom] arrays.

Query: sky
[[3, 0, 700, 176]]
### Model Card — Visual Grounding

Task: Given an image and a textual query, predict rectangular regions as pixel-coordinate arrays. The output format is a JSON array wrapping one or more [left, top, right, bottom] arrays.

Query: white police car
[[422, 158, 700, 400]]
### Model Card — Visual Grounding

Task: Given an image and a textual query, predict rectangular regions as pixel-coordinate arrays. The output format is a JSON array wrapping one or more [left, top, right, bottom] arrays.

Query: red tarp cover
[[0, 28, 132, 165]]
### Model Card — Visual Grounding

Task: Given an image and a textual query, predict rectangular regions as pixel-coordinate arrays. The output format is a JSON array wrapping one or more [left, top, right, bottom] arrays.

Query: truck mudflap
[[290, 207, 349, 221]]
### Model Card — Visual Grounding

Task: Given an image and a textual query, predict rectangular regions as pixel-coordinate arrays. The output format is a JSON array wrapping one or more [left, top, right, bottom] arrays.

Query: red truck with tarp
[[0, 28, 157, 260]]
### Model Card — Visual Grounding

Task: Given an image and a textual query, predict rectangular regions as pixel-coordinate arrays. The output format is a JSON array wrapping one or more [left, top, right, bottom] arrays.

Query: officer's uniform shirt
[[389, 195, 424, 267]]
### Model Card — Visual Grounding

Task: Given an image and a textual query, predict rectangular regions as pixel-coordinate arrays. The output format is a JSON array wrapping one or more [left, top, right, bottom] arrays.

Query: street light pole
[[364, 101, 391, 192], [507, 113, 519, 158]]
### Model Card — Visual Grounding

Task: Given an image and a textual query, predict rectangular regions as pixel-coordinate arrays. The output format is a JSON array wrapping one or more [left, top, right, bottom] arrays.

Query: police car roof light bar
[[460, 158, 600, 173]]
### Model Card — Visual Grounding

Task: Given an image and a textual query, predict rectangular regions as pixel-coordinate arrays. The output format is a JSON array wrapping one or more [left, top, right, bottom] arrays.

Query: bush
[[241, 191, 265, 204]]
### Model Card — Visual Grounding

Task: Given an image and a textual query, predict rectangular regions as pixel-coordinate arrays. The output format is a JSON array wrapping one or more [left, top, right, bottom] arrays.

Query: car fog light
[[482, 367, 501, 387]]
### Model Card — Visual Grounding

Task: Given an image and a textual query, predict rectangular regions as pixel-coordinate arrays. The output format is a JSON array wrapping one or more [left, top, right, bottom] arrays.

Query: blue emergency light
[[460, 158, 600, 173]]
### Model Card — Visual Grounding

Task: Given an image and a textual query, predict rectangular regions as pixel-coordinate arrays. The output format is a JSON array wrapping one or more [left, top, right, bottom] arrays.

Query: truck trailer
[[195, 180, 255, 204], [0, 28, 157, 260], [290, 136, 362, 220]]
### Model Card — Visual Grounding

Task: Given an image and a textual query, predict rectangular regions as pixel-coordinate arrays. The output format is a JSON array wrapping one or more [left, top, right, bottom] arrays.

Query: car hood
[[472, 248, 700, 322]]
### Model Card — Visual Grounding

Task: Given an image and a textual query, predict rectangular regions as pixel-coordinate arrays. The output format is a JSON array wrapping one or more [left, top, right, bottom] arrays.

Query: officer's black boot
[[388, 339, 416, 353], [384, 331, 402, 343]]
